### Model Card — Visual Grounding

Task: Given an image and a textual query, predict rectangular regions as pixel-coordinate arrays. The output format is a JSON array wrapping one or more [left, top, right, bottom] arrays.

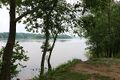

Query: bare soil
[[70, 61, 120, 80]]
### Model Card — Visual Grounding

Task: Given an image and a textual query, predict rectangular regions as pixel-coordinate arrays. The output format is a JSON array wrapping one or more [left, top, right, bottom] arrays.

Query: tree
[[79, 0, 120, 58], [0, 0, 16, 79], [22, 0, 78, 78], [0, 0, 43, 79], [21, 0, 59, 77], [0, 42, 29, 78], [45, 0, 81, 72]]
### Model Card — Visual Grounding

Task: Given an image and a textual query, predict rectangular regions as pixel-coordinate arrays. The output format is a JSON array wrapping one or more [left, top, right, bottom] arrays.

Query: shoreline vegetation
[[0, 32, 73, 40], [32, 58, 120, 80]]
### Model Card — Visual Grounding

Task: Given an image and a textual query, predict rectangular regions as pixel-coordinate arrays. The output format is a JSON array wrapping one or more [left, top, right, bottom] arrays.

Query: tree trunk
[[39, 0, 58, 78], [107, 0, 111, 58], [40, 14, 50, 77], [109, 47, 112, 57], [48, 33, 58, 71], [40, 31, 49, 76], [0, 0, 16, 80]]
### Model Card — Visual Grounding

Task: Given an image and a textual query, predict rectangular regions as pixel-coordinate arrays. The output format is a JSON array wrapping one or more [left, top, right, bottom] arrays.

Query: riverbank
[[33, 58, 120, 80]]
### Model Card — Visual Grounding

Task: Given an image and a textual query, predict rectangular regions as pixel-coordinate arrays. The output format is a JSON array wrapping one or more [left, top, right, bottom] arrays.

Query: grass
[[86, 58, 120, 65], [50, 72, 90, 80], [32, 59, 114, 80]]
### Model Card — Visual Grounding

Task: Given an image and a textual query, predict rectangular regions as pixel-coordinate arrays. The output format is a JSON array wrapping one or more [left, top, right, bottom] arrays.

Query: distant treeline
[[0, 32, 72, 39]]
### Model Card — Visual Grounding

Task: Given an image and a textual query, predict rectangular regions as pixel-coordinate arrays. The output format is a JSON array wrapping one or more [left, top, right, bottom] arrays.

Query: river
[[0, 38, 87, 80]]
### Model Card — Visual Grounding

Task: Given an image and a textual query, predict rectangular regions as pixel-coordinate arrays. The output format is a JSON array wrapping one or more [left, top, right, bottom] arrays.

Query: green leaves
[[12, 41, 29, 62], [82, 0, 113, 13], [0, 41, 29, 77], [80, 0, 120, 58]]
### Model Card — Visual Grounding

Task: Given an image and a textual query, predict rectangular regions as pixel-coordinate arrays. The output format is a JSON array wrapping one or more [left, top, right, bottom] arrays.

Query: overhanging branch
[[15, 7, 39, 23]]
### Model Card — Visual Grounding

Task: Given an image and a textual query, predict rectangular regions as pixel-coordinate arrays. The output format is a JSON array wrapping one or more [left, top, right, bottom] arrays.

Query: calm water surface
[[0, 38, 87, 80]]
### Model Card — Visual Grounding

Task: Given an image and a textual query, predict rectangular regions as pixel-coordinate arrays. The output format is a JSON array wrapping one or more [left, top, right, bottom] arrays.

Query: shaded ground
[[70, 58, 120, 80]]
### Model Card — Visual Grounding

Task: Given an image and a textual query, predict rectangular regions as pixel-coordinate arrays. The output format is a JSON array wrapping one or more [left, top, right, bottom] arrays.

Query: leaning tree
[[22, 0, 82, 78]]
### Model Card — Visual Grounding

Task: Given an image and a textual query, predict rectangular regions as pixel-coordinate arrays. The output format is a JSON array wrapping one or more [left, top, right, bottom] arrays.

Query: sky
[[0, 0, 77, 33], [0, 8, 27, 32], [0, 0, 120, 33]]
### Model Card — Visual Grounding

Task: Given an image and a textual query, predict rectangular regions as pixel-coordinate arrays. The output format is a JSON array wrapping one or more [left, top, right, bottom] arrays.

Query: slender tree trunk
[[40, 30, 49, 76], [0, 0, 16, 80], [107, 0, 111, 58], [48, 33, 58, 71], [40, 14, 50, 77], [109, 47, 112, 57], [40, 0, 58, 77]]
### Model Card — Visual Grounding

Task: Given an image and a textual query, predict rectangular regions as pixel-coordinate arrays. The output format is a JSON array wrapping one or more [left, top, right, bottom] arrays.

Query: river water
[[0, 38, 87, 80]]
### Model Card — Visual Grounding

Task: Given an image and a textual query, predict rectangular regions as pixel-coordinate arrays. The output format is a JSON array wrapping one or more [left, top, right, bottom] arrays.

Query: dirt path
[[70, 61, 120, 80]]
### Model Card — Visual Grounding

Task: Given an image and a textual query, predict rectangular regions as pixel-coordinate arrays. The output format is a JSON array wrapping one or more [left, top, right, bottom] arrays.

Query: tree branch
[[15, 7, 39, 23]]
